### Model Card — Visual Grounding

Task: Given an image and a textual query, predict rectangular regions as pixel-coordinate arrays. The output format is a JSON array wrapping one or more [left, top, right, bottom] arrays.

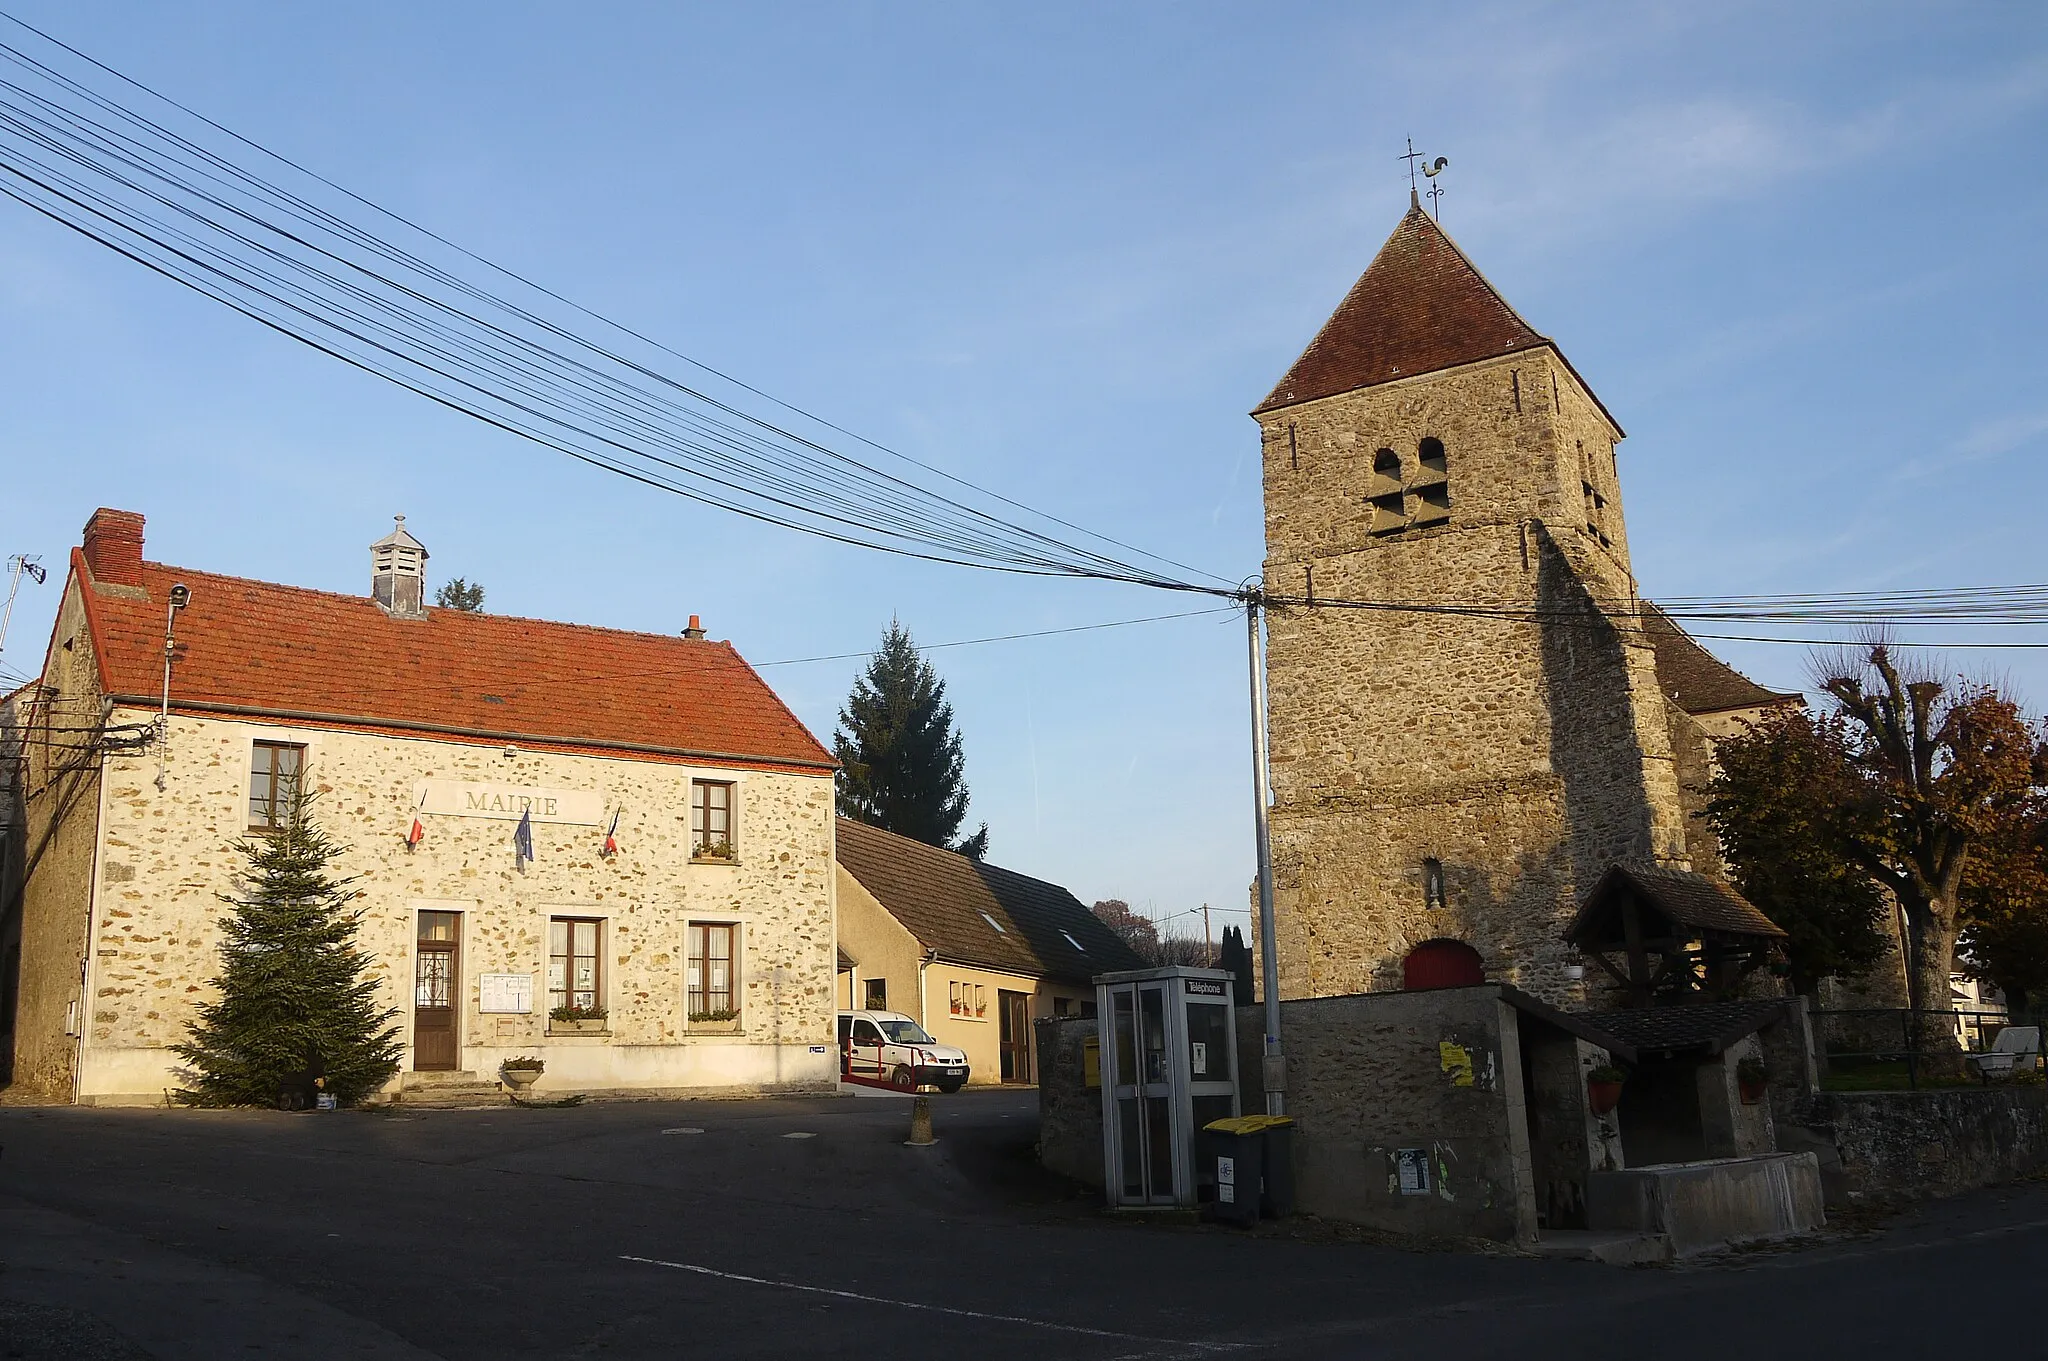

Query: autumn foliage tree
[[1959, 803, 2048, 1015], [1817, 644, 2047, 1045], [1704, 707, 1891, 999]]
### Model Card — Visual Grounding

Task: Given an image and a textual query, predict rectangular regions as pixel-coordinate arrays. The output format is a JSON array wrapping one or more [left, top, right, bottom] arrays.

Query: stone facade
[[1256, 345, 1691, 1006], [51, 709, 838, 1103], [6, 514, 842, 1105], [6, 578, 107, 1097]]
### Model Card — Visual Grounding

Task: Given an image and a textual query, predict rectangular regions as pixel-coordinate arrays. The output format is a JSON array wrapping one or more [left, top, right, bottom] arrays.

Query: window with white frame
[[688, 922, 738, 1021], [691, 780, 735, 859]]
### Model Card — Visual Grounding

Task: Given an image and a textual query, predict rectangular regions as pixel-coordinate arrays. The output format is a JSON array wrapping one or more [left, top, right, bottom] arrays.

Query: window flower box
[[548, 1004, 607, 1036], [689, 1008, 741, 1034], [692, 838, 738, 865]]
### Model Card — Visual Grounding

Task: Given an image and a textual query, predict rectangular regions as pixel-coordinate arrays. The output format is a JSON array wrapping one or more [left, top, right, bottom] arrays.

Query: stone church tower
[[1253, 197, 1701, 1006]]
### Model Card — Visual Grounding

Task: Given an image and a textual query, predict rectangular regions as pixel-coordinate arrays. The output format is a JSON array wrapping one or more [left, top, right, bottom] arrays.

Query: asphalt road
[[2, 1089, 2044, 1360]]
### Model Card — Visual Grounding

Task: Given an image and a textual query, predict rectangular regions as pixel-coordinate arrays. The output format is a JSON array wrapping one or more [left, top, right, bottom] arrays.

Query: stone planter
[[502, 1068, 541, 1093], [549, 1019, 609, 1036], [689, 1017, 742, 1035]]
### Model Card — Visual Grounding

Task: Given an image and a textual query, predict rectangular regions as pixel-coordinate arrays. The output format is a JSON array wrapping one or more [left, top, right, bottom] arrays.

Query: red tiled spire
[[1253, 201, 1547, 414]]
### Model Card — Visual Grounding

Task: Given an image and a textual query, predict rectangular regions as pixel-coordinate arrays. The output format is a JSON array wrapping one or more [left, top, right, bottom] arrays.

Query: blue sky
[[3, 2, 2045, 940]]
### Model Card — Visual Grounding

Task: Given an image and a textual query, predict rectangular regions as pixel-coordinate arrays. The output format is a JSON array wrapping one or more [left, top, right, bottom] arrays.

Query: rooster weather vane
[[1401, 138, 1449, 221]]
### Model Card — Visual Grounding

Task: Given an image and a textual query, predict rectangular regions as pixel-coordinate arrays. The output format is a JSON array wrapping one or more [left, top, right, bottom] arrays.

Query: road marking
[[620, 1256, 1244, 1351], [781, 1131, 816, 1139], [660, 1127, 705, 1136]]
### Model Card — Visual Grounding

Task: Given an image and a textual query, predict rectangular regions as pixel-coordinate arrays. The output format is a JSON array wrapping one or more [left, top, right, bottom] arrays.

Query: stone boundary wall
[[1790, 1087, 2048, 1201], [1036, 1014, 1103, 1190], [1231, 987, 1538, 1242]]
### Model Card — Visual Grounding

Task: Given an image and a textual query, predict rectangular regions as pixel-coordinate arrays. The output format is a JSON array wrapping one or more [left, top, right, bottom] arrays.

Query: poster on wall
[[1395, 1147, 1431, 1196], [479, 973, 534, 1014]]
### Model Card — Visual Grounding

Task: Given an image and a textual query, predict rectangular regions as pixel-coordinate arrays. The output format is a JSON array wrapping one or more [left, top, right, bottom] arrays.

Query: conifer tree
[[174, 785, 401, 1107], [835, 620, 988, 857]]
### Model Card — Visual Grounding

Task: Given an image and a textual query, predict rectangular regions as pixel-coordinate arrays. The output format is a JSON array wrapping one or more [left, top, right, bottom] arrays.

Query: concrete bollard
[[906, 1093, 936, 1146]]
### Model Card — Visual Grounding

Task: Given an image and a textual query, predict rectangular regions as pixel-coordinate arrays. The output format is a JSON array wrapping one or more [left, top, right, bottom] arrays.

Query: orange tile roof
[[68, 540, 835, 774]]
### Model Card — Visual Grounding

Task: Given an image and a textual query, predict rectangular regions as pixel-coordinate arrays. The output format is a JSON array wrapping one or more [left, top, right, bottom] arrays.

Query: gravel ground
[[0, 1299, 153, 1361]]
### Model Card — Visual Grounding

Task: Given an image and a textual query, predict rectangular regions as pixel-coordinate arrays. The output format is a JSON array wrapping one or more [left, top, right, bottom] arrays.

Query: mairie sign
[[411, 780, 605, 826]]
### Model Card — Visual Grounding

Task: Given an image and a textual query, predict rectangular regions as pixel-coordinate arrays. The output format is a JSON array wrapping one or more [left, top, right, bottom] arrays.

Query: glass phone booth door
[[1097, 968, 1240, 1208]]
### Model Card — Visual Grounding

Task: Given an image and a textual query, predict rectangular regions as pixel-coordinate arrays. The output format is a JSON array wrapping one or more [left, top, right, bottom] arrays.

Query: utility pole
[[1245, 588, 1285, 1116], [1202, 903, 1213, 960]]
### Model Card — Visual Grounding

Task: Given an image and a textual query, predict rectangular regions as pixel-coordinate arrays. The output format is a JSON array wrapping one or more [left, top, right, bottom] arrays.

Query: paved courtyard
[[3, 1089, 2044, 1359]]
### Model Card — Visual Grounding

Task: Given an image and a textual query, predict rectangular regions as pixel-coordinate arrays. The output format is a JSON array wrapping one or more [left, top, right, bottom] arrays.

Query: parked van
[[837, 1010, 970, 1093]]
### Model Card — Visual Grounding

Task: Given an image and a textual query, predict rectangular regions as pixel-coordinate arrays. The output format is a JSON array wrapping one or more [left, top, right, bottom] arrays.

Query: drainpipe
[[917, 947, 936, 1026]]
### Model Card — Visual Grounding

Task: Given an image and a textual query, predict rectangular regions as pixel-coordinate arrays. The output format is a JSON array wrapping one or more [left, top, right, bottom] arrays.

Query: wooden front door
[[413, 910, 461, 1071], [998, 990, 1032, 1084]]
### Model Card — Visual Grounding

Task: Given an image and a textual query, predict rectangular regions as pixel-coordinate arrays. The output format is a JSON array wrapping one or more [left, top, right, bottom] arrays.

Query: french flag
[[406, 815, 424, 850], [603, 808, 620, 858], [513, 807, 535, 869]]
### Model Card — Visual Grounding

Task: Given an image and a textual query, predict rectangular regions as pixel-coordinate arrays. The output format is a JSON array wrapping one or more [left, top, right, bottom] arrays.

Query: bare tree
[[1817, 642, 2045, 1051]]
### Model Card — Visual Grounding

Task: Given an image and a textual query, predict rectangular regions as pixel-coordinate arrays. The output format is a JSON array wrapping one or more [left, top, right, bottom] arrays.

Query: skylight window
[[979, 912, 1007, 934], [1060, 930, 1083, 951]]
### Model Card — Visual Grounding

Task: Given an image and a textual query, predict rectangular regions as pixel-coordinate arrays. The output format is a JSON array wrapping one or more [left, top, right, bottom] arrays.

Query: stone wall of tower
[[1256, 349, 1690, 1006]]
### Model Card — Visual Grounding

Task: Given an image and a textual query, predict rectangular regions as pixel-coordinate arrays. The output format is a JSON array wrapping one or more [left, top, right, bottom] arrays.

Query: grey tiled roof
[[835, 818, 1147, 984], [1568, 862, 1788, 944], [1640, 602, 1802, 717], [1580, 999, 1795, 1056]]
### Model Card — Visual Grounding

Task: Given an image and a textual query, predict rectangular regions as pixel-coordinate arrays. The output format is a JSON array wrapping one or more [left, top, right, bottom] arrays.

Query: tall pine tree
[[835, 620, 988, 857], [174, 784, 401, 1107]]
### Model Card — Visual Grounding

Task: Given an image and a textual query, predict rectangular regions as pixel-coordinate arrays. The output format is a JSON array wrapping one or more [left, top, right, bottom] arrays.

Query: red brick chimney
[[81, 508, 146, 586]]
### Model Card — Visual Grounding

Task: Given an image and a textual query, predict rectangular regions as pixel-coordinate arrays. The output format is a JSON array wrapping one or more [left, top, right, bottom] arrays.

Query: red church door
[[1403, 939, 1485, 991]]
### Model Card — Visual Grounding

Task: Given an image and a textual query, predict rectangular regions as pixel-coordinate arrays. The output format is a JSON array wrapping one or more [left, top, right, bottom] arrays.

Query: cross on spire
[[1399, 138, 1449, 217]]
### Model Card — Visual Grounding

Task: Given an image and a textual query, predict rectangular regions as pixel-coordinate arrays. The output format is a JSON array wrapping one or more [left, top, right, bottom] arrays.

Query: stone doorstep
[[1531, 1230, 1674, 1267]]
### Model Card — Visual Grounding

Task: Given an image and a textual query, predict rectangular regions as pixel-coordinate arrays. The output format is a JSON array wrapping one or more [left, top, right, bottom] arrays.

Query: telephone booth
[[1095, 966, 1241, 1208]]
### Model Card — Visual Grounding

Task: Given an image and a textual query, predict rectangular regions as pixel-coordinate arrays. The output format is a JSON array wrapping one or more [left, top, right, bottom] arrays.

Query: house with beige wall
[[834, 817, 1142, 1085], [2, 508, 840, 1105]]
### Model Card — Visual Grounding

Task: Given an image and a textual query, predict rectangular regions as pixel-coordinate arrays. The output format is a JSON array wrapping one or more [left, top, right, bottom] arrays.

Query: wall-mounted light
[[503, 743, 519, 759]]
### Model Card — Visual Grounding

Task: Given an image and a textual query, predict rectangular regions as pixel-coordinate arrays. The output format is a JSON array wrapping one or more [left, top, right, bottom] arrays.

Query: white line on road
[[619, 1255, 1245, 1352]]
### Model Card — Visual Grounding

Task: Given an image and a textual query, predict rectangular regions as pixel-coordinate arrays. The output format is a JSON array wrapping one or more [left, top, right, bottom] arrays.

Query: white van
[[837, 1010, 970, 1093]]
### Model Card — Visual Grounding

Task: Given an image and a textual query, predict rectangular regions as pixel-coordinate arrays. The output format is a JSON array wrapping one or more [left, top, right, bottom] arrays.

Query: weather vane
[[1400, 137, 1449, 219]]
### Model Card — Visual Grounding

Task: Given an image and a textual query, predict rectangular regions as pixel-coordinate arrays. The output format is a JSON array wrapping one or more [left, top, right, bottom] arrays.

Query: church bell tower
[[1253, 198, 1692, 1005]]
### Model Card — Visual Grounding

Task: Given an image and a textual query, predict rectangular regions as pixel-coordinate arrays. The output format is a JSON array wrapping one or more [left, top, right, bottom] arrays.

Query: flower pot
[[1739, 1080, 1767, 1106], [549, 1018, 608, 1036], [1587, 1079, 1624, 1116], [502, 1068, 540, 1093]]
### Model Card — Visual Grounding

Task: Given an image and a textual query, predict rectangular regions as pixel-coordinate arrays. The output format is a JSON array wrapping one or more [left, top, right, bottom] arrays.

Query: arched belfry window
[[1412, 437, 1449, 526], [1369, 448, 1405, 534]]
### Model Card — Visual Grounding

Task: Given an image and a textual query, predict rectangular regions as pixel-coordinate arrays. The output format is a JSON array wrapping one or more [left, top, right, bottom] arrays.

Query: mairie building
[[4, 508, 840, 1104]]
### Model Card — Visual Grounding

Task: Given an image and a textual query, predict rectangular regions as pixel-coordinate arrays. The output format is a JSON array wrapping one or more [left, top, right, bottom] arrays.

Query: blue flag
[[513, 807, 534, 867]]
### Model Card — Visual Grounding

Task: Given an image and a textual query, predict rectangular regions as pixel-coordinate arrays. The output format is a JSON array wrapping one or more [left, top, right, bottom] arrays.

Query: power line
[[0, 16, 1234, 595]]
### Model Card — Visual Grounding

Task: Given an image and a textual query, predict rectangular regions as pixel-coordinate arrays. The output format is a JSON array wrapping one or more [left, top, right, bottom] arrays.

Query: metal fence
[[1810, 1007, 2046, 1091]]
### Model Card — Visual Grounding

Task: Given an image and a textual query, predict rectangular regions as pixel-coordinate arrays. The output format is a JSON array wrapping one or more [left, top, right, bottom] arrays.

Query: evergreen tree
[[173, 786, 401, 1107], [835, 620, 988, 856], [434, 577, 485, 611]]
